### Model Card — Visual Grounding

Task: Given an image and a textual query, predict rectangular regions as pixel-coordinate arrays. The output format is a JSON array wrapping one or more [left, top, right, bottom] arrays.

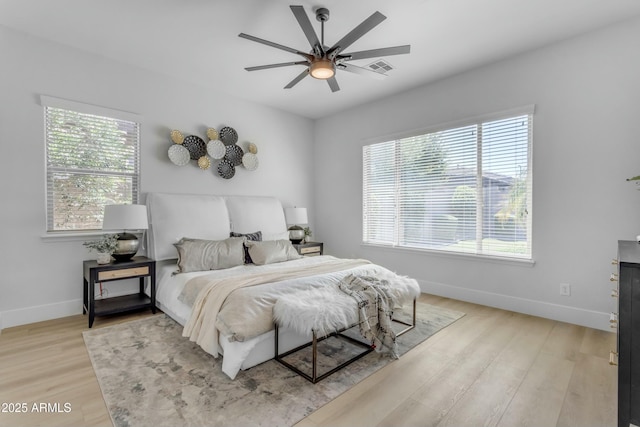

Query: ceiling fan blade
[[238, 33, 312, 60], [340, 63, 387, 80], [328, 11, 386, 55], [245, 61, 308, 72], [327, 76, 340, 92], [341, 45, 411, 61], [290, 5, 322, 53], [285, 69, 309, 89]]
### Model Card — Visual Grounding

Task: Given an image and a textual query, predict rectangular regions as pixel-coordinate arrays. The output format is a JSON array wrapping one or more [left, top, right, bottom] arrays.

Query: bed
[[146, 192, 420, 379]]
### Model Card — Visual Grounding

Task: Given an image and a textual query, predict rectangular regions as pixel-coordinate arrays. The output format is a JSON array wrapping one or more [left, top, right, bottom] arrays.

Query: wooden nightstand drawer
[[98, 266, 149, 281], [293, 242, 323, 257], [300, 246, 321, 255]]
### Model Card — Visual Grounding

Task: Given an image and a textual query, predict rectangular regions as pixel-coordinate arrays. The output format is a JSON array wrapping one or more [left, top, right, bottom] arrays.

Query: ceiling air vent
[[366, 59, 394, 74]]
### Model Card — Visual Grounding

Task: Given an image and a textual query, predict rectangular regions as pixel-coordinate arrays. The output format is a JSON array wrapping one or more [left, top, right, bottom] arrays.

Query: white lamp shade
[[102, 204, 149, 230], [284, 207, 308, 225]]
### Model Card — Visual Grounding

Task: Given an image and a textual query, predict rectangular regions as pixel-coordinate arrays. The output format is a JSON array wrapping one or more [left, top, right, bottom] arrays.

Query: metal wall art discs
[[182, 135, 207, 160], [198, 156, 211, 170], [206, 127, 218, 141], [170, 129, 184, 144], [217, 159, 236, 179], [219, 126, 238, 145], [168, 144, 190, 166], [167, 125, 258, 179], [225, 144, 244, 166], [242, 152, 259, 171], [207, 139, 225, 159]]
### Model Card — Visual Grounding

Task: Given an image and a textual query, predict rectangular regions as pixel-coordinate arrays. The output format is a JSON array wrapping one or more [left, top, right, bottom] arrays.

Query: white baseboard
[[419, 279, 611, 332], [0, 289, 143, 331], [1, 281, 610, 332], [1, 299, 83, 330]]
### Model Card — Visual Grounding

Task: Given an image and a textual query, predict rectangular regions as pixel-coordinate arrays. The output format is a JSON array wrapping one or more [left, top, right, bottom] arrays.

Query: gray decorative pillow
[[230, 231, 262, 264], [174, 237, 246, 273], [244, 239, 302, 266]]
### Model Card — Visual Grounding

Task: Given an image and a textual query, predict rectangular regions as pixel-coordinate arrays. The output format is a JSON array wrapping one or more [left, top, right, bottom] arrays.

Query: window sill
[[41, 231, 110, 243], [360, 243, 535, 267], [41, 230, 144, 243]]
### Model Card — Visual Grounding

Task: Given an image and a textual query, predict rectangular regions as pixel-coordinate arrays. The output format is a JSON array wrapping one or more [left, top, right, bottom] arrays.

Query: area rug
[[83, 302, 463, 427]]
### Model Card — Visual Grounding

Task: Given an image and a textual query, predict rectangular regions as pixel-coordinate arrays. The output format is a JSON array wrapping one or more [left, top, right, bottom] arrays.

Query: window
[[363, 107, 533, 259], [43, 96, 141, 232]]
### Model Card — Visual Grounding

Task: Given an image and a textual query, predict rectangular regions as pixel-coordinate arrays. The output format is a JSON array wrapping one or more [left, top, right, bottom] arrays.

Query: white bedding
[[155, 255, 420, 379], [147, 193, 333, 379], [154, 256, 337, 378], [156, 259, 305, 379]]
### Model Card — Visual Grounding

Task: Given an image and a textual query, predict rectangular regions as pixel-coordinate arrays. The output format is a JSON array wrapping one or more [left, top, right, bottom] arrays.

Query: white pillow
[[244, 239, 302, 265], [174, 237, 245, 273]]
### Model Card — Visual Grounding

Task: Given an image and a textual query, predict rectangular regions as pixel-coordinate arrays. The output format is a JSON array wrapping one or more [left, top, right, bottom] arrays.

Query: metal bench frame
[[274, 298, 416, 383]]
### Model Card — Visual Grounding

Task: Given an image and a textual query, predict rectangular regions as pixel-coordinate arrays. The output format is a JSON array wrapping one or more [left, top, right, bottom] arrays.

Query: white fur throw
[[273, 286, 358, 338], [273, 271, 420, 338]]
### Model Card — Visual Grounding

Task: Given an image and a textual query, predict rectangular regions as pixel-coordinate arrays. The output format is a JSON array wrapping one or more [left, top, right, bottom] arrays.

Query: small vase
[[96, 252, 112, 264], [304, 235, 310, 243]]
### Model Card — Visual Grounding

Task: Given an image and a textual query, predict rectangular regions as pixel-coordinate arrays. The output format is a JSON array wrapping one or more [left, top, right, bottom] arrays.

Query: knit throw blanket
[[338, 274, 400, 358]]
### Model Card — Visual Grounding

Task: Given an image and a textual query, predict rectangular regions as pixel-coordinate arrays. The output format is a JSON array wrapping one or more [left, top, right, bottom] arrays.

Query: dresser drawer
[[98, 266, 149, 281], [616, 240, 640, 427]]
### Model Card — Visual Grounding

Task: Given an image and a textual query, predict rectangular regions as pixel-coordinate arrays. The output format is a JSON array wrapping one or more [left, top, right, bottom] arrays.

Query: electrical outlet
[[560, 283, 571, 296]]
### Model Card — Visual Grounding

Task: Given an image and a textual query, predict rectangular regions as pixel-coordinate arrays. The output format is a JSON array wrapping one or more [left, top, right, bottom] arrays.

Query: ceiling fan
[[238, 5, 411, 92]]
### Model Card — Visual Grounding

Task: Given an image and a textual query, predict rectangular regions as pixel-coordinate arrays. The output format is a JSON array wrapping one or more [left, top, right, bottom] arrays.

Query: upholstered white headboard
[[146, 192, 289, 261], [225, 196, 288, 241]]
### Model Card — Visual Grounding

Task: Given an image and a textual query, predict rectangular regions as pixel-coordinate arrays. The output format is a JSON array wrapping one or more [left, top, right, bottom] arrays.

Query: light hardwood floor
[[0, 294, 616, 427]]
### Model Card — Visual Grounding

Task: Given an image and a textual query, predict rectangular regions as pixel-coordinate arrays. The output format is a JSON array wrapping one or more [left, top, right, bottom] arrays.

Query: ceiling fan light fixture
[[309, 58, 335, 79]]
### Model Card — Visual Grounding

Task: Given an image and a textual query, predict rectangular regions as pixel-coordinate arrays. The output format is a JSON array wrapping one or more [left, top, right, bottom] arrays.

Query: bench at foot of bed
[[273, 293, 416, 383]]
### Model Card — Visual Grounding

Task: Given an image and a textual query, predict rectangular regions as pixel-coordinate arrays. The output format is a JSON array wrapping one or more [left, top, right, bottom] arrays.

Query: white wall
[[314, 18, 640, 331], [3, 17, 639, 331], [0, 26, 315, 329]]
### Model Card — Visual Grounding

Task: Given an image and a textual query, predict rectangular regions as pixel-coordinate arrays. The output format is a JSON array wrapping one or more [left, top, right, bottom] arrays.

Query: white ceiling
[[2, 0, 640, 119]]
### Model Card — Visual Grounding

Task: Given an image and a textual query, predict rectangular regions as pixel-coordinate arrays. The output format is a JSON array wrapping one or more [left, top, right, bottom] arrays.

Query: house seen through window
[[44, 99, 140, 232], [362, 108, 533, 259]]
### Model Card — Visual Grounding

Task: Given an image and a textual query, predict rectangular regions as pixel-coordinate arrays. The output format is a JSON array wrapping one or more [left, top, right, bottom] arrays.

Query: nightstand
[[83, 256, 156, 328], [292, 241, 323, 257]]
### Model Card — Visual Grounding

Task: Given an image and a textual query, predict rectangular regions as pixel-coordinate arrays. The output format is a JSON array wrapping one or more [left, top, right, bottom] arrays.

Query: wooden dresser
[[614, 240, 640, 427]]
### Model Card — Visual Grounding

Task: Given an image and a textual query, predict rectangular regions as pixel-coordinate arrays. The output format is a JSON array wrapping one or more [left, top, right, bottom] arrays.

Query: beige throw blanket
[[182, 258, 371, 357], [338, 274, 400, 358]]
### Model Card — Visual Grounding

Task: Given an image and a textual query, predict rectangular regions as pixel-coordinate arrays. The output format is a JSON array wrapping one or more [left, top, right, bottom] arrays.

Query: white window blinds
[[44, 100, 141, 232], [363, 108, 532, 259]]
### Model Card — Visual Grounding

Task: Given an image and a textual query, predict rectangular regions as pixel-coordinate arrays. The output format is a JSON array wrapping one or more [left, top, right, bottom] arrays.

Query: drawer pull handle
[[609, 351, 618, 366]]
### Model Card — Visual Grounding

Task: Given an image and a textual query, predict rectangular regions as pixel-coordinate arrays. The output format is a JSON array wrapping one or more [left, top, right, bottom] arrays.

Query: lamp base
[[112, 232, 139, 262], [288, 225, 304, 244]]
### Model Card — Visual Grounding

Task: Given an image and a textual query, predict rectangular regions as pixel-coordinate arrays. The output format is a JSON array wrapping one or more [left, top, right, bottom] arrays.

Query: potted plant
[[303, 227, 312, 243], [84, 234, 119, 264]]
